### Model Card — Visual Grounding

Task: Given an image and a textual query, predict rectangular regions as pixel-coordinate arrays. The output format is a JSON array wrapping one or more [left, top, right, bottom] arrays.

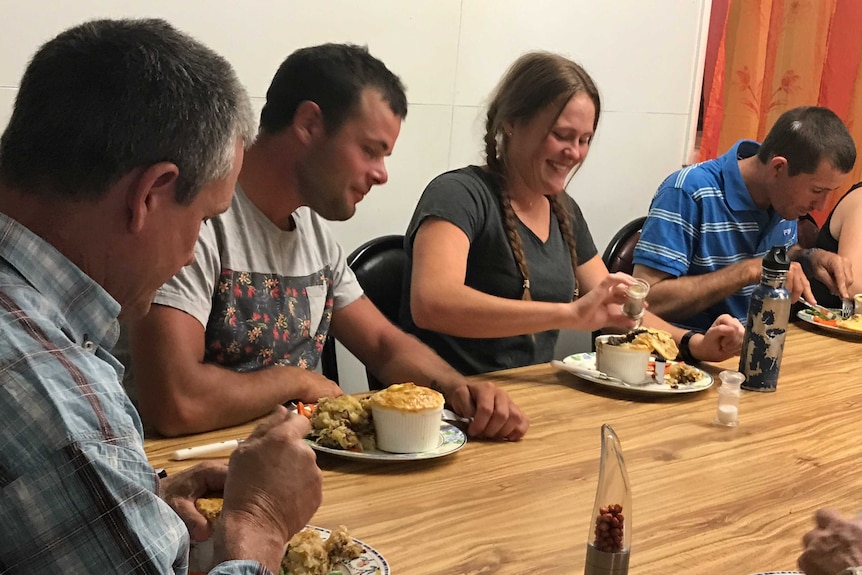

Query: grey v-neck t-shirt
[[401, 165, 597, 375]]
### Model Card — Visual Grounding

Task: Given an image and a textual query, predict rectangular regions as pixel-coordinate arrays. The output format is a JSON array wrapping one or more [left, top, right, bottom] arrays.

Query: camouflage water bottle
[[739, 246, 791, 391]]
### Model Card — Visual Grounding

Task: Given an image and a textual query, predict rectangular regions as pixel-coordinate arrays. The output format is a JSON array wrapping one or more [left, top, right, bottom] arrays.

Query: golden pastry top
[[368, 383, 444, 411]]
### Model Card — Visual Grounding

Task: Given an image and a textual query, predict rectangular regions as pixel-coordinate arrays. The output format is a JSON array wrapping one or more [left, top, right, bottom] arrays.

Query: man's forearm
[[139, 363, 311, 436], [366, 332, 464, 393], [644, 260, 758, 322]]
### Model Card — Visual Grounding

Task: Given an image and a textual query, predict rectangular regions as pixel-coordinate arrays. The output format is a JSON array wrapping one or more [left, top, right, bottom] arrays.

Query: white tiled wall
[[0, 0, 712, 393]]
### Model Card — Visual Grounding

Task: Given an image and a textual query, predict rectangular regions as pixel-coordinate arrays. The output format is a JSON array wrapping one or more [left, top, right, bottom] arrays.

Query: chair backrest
[[347, 235, 408, 324], [602, 216, 647, 274], [320, 234, 407, 390]]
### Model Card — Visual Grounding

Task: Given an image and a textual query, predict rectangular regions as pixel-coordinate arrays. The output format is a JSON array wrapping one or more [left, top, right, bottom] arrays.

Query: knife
[[551, 360, 616, 381], [170, 439, 242, 461]]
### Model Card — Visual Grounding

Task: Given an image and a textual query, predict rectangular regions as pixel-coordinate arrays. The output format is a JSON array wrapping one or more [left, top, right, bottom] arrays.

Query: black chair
[[602, 216, 647, 274], [320, 234, 407, 390]]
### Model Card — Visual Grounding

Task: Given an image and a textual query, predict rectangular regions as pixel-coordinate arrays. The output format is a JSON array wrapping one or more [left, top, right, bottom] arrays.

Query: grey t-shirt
[[400, 165, 598, 375], [119, 186, 363, 401]]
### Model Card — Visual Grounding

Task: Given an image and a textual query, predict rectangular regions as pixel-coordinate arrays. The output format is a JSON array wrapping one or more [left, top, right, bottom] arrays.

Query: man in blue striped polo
[[631, 106, 855, 331]]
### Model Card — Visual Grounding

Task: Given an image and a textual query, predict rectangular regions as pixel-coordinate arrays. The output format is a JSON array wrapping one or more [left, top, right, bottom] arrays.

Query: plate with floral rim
[[293, 526, 389, 575]]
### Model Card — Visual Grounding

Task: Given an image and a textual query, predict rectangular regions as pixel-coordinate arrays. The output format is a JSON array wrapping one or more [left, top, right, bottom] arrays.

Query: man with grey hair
[[0, 18, 321, 573]]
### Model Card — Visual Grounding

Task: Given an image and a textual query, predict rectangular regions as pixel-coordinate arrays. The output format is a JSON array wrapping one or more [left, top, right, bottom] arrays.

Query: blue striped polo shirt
[[633, 140, 797, 330]]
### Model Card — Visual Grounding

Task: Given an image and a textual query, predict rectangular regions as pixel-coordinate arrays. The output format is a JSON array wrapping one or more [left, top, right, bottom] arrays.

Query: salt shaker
[[622, 279, 650, 329], [714, 370, 744, 427]]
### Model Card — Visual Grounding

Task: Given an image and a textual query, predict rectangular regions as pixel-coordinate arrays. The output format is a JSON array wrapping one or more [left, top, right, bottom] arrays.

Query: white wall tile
[[0, 88, 15, 130], [455, 0, 705, 114], [448, 105, 486, 169], [570, 110, 690, 255], [0, 1, 462, 106]]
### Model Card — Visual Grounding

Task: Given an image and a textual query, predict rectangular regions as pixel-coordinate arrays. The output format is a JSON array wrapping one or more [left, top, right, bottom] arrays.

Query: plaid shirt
[[0, 214, 268, 575]]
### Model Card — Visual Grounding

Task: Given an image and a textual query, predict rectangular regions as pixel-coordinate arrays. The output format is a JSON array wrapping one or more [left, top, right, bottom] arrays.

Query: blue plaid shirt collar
[[0, 212, 121, 350]]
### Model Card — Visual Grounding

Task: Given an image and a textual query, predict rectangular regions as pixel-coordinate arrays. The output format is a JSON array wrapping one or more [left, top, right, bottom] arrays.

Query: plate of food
[[282, 525, 389, 575], [295, 395, 467, 461], [556, 352, 713, 395], [191, 498, 388, 575], [797, 308, 862, 339]]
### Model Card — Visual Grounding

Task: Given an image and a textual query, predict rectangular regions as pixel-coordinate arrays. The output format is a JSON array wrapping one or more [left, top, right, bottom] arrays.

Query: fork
[[841, 298, 854, 319]]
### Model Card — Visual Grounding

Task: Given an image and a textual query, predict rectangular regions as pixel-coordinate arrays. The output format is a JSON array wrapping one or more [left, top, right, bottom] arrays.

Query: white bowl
[[370, 404, 442, 453], [368, 383, 444, 453], [595, 335, 651, 384]]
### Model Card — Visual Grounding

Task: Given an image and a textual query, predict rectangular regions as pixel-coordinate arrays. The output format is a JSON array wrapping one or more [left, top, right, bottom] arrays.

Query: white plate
[[558, 352, 713, 395], [304, 525, 389, 575], [307, 421, 467, 461], [797, 308, 862, 339]]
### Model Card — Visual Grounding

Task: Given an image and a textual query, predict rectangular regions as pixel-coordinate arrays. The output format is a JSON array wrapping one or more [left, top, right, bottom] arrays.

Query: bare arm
[[410, 218, 634, 336], [633, 260, 761, 322], [828, 192, 861, 296], [128, 304, 341, 437], [332, 296, 529, 440]]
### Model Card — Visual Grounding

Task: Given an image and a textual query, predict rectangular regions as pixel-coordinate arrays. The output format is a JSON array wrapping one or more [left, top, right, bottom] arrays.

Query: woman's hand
[[568, 272, 638, 332]]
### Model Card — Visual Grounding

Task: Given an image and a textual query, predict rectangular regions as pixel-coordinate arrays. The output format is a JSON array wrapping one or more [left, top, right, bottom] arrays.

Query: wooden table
[[146, 322, 862, 574]]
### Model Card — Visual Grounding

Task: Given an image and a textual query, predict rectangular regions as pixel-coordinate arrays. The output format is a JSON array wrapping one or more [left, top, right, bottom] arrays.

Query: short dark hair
[[259, 43, 407, 135], [757, 106, 856, 176], [0, 18, 255, 204]]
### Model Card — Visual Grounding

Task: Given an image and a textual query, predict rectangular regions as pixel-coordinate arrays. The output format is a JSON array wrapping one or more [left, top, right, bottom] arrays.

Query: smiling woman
[[398, 51, 744, 376]]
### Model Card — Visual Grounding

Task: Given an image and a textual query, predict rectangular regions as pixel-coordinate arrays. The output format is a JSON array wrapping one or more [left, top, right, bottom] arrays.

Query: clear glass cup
[[622, 279, 650, 328]]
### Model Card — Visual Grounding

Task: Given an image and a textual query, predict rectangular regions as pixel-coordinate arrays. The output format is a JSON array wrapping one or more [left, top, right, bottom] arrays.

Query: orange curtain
[[701, 0, 862, 225]]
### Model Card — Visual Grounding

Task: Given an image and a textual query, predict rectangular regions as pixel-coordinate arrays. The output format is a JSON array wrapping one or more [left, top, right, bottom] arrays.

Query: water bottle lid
[[763, 245, 790, 272]]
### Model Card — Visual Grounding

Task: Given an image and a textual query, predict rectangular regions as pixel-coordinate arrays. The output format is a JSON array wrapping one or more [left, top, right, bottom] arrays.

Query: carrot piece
[[813, 316, 838, 327]]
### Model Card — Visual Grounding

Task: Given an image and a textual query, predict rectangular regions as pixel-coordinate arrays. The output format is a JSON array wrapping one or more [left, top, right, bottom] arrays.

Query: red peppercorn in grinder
[[584, 424, 631, 575]]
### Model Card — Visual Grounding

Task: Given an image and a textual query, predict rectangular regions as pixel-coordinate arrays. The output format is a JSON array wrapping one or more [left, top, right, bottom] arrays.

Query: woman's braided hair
[[483, 52, 600, 301]]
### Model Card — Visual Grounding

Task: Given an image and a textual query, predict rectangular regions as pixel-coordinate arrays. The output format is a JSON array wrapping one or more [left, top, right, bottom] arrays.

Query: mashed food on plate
[[308, 395, 375, 452], [664, 362, 702, 388], [194, 498, 363, 575], [282, 525, 363, 575]]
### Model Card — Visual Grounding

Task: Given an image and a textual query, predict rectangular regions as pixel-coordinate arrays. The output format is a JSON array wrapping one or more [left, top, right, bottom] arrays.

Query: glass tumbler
[[622, 279, 650, 328]]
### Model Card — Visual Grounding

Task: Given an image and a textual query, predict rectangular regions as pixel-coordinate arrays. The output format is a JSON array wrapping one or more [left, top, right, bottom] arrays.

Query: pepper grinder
[[714, 370, 745, 427], [584, 424, 631, 575]]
